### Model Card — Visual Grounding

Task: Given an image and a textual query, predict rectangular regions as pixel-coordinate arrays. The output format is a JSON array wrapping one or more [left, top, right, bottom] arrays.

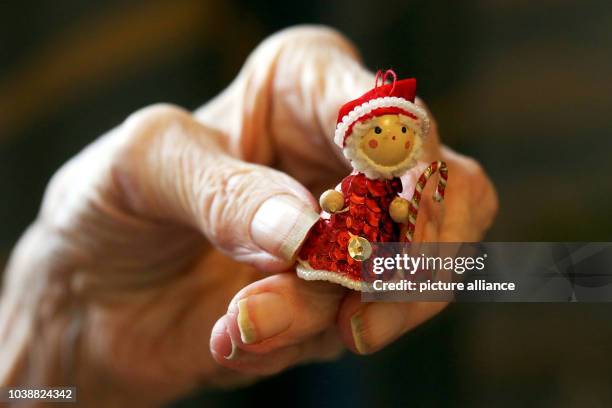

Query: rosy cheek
[[404, 141, 411, 150], [368, 139, 378, 149]]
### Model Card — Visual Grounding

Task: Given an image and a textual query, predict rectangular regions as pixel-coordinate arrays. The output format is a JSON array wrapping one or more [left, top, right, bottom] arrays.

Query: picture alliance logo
[[371, 253, 488, 275]]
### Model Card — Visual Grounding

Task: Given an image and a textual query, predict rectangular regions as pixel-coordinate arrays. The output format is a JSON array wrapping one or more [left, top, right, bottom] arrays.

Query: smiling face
[[358, 114, 416, 167], [343, 113, 423, 180]]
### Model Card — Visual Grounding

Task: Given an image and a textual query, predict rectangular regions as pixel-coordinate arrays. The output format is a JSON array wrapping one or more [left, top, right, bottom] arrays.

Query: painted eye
[[401, 126, 407, 133], [374, 126, 382, 134]]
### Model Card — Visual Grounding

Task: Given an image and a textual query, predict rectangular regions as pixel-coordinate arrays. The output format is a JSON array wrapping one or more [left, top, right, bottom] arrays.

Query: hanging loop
[[382, 69, 397, 95], [374, 69, 384, 93]]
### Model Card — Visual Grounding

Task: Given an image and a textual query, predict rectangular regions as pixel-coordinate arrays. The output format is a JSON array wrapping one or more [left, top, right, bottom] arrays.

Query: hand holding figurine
[[0, 26, 497, 406]]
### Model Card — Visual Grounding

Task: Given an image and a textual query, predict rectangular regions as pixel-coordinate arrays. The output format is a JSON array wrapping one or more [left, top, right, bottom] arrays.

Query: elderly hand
[[0, 26, 497, 406]]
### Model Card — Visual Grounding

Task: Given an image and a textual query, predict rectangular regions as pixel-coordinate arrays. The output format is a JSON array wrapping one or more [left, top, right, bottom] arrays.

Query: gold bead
[[320, 190, 345, 213], [348, 235, 372, 261], [389, 197, 409, 223]]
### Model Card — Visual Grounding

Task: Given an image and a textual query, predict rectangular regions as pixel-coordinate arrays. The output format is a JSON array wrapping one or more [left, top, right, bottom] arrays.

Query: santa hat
[[334, 70, 429, 148]]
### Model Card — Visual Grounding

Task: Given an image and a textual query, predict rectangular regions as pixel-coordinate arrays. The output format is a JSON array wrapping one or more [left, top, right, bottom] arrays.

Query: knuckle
[[111, 104, 193, 177], [277, 25, 349, 45], [462, 156, 485, 177], [461, 156, 496, 198], [124, 103, 189, 130], [264, 24, 339, 45], [119, 103, 191, 152], [111, 103, 194, 176], [251, 25, 356, 65]]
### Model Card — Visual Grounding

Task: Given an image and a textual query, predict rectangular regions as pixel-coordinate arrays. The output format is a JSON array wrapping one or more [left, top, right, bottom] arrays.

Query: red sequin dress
[[298, 173, 403, 282]]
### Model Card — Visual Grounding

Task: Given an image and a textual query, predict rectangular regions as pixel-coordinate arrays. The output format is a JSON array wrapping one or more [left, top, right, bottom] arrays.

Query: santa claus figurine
[[296, 70, 447, 291]]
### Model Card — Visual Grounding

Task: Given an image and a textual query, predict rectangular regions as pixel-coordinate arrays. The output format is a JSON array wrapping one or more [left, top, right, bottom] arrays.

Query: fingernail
[[225, 336, 239, 360], [251, 195, 319, 261], [350, 312, 368, 354], [210, 318, 237, 359], [237, 293, 292, 344], [350, 303, 404, 355]]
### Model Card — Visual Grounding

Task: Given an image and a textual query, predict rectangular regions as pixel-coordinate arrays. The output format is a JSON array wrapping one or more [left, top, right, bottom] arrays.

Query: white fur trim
[[342, 114, 423, 180], [334, 96, 430, 147], [296, 260, 375, 292]]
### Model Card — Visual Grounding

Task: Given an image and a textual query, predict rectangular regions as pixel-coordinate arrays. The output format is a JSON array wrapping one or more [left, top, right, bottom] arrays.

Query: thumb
[[112, 104, 319, 271]]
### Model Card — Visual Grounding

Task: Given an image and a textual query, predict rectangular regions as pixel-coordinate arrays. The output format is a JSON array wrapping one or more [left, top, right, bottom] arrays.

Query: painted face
[[359, 114, 416, 167]]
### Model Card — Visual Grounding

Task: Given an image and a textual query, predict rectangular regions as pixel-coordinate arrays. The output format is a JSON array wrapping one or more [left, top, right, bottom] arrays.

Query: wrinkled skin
[[0, 26, 497, 407]]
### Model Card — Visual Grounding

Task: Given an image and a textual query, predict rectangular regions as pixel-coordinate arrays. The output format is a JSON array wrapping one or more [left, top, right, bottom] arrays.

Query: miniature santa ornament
[[296, 70, 448, 291]]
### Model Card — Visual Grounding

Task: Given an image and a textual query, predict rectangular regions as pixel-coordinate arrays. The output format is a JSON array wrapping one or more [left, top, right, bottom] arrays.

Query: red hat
[[334, 70, 429, 147]]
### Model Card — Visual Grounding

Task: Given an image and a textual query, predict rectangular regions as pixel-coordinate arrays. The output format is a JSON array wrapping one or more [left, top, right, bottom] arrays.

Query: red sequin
[[350, 193, 365, 205], [366, 198, 381, 213], [349, 204, 366, 218], [366, 211, 381, 226], [337, 231, 350, 246]]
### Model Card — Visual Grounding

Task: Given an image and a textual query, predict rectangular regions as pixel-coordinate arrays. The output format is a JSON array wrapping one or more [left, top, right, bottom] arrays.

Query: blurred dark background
[[2, 0, 612, 406]]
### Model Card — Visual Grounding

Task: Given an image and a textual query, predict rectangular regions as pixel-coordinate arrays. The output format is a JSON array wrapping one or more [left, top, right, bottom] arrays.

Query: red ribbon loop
[[374, 69, 384, 93], [383, 69, 397, 95]]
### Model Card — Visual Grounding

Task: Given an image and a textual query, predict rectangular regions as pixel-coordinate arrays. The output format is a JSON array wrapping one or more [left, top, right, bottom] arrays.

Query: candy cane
[[402, 160, 448, 242]]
